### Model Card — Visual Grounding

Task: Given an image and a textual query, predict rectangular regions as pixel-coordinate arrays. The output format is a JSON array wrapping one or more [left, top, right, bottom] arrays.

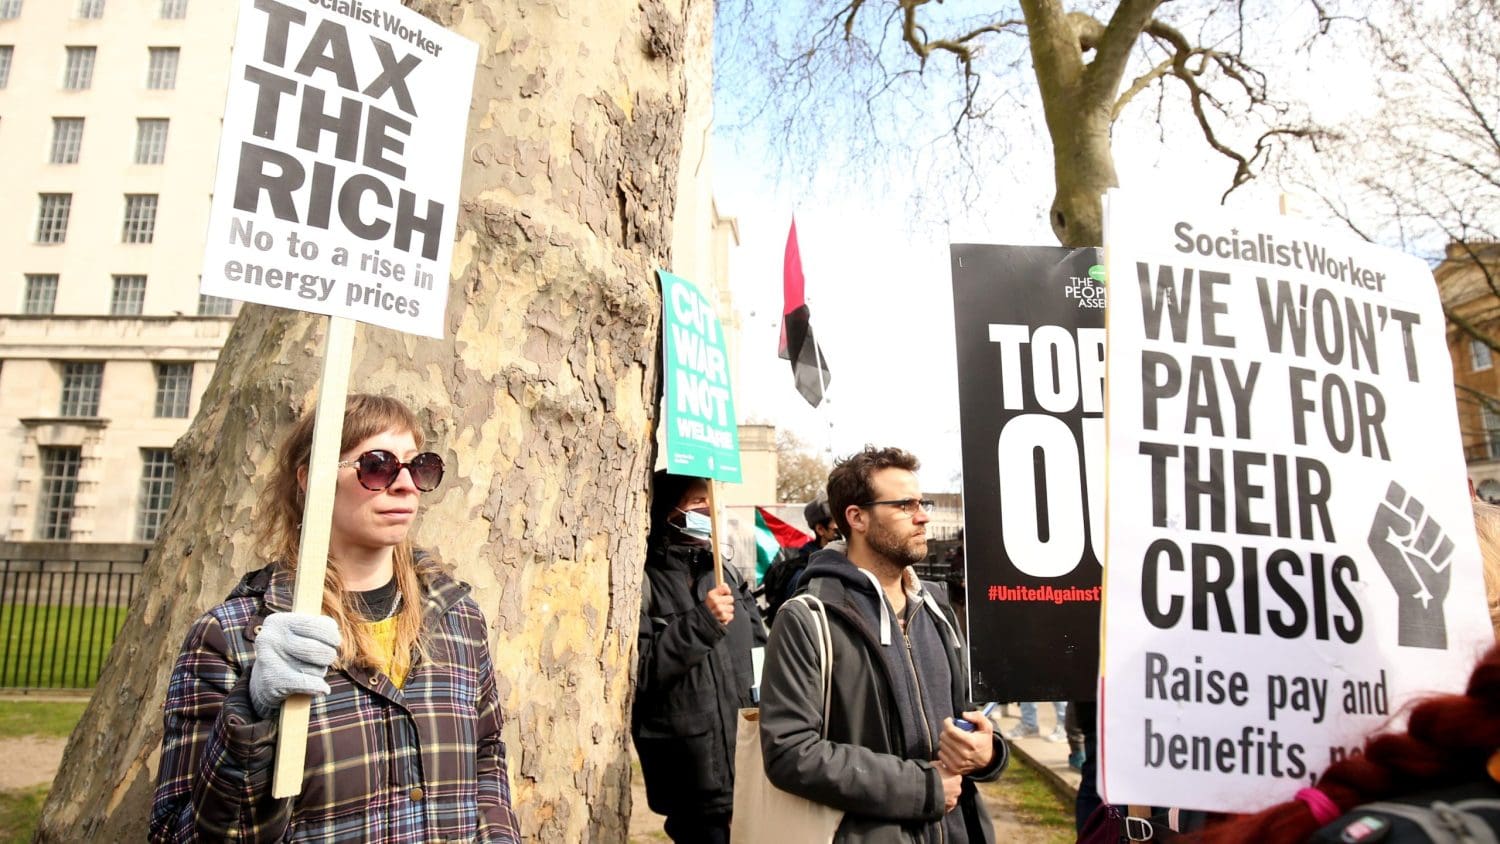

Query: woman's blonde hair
[[1472, 499, 1500, 638], [257, 394, 436, 670]]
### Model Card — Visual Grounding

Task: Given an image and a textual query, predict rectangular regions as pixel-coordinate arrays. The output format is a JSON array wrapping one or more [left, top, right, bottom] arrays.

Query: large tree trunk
[[37, 0, 695, 839], [1046, 108, 1117, 248], [1022, 0, 1154, 248]]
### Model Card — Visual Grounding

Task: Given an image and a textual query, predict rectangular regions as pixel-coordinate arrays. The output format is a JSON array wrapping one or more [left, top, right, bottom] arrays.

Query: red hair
[[1192, 644, 1500, 843]]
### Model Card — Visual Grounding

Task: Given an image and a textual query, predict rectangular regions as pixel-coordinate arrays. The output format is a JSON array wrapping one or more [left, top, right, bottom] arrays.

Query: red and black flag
[[778, 218, 831, 407]]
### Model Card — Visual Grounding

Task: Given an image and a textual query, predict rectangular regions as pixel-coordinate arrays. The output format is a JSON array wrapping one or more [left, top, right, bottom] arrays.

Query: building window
[[122, 194, 157, 243], [50, 117, 85, 164], [35, 193, 71, 244], [0, 46, 13, 88], [1472, 339, 1494, 372], [197, 293, 236, 316], [0, 0, 21, 19], [1485, 404, 1500, 460], [137, 448, 176, 540], [146, 47, 178, 90], [159, 0, 186, 18], [111, 275, 146, 315], [24, 274, 59, 314], [59, 361, 103, 417], [154, 362, 192, 418], [76, 0, 103, 18], [63, 46, 95, 90], [134, 118, 168, 164], [37, 447, 83, 540]]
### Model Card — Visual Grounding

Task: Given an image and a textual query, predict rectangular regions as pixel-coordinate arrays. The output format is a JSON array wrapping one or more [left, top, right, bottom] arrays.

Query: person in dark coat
[[633, 471, 767, 843], [763, 493, 840, 625], [759, 446, 1006, 843]]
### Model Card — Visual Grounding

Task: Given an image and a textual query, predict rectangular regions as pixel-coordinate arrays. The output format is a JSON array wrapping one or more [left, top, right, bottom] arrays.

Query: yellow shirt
[[363, 616, 411, 689]]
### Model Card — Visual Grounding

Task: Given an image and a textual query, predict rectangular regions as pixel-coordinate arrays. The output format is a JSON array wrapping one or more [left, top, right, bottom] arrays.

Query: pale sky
[[707, 9, 1389, 496]]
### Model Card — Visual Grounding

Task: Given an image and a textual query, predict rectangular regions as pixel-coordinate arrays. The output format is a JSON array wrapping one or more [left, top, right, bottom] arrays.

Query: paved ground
[[993, 704, 1084, 799], [0, 736, 63, 791]]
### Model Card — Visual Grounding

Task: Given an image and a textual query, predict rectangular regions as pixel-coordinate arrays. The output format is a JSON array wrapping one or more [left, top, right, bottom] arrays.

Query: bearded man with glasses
[[759, 446, 1007, 843]]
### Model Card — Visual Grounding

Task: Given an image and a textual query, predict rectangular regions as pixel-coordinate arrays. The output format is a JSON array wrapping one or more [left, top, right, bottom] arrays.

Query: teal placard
[[659, 270, 742, 482]]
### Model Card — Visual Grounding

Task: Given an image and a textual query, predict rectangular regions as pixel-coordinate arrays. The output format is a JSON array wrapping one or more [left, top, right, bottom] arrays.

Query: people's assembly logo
[[1063, 264, 1106, 309]]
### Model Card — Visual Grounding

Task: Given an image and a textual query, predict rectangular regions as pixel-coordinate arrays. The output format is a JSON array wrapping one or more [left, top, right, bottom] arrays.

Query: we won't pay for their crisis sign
[[1099, 190, 1496, 811], [200, 0, 478, 338]]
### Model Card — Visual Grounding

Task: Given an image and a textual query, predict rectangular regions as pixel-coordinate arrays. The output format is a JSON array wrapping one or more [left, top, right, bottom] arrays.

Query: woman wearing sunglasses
[[150, 394, 521, 843]]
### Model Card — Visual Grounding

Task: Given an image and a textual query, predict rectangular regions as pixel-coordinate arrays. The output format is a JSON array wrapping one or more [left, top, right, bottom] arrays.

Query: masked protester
[[633, 471, 767, 842]]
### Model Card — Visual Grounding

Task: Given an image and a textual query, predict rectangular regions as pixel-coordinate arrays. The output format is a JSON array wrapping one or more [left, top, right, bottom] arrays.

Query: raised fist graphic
[[1367, 481, 1454, 649]]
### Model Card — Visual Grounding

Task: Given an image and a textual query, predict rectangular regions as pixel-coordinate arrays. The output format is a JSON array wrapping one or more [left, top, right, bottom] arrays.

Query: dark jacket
[[633, 538, 768, 818], [760, 550, 1006, 843], [150, 561, 521, 843], [763, 540, 817, 625]]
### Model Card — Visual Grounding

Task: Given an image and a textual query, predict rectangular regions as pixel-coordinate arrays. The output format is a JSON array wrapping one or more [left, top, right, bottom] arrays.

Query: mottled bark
[[37, 1, 693, 840]]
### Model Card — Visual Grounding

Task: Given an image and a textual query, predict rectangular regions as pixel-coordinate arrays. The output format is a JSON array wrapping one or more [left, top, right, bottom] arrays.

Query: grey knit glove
[[249, 612, 341, 719]]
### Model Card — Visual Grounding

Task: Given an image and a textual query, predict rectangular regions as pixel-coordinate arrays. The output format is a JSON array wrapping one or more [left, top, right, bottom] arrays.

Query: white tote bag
[[731, 596, 844, 843]]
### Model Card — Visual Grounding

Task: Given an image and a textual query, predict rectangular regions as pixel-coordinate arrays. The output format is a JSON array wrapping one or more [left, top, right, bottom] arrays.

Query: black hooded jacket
[[632, 536, 767, 818], [759, 549, 1005, 843]]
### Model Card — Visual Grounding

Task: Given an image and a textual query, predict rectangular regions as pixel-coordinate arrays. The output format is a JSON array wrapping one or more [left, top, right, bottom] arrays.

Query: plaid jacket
[[150, 563, 522, 843]]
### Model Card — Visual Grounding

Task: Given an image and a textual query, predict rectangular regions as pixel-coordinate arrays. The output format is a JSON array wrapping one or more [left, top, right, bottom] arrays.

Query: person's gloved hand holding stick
[[250, 612, 341, 719]]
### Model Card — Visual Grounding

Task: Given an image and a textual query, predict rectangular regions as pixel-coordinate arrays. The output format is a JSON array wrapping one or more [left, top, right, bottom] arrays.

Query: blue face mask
[[676, 507, 713, 541]]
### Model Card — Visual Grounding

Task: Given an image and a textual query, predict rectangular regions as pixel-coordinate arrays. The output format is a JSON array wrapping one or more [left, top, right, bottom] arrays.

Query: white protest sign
[[1099, 189, 1495, 812], [200, 0, 477, 338]]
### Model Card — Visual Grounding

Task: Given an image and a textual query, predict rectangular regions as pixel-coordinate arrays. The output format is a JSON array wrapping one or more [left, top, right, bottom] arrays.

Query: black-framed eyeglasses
[[859, 498, 935, 516], [337, 450, 445, 492]]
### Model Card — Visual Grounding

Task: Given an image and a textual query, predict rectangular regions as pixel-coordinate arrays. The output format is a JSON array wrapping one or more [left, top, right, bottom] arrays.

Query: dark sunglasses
[[337, 450, 445, 492]]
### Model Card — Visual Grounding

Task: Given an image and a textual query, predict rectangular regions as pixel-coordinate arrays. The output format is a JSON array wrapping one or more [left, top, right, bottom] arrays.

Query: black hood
[[800, 546, 893, 638]]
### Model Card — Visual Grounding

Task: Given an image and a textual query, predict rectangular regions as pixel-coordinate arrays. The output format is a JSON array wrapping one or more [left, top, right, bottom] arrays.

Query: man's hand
[[935, 761, 962, 812], [938, 712, 995, 775], [704, 583, 735, 625]]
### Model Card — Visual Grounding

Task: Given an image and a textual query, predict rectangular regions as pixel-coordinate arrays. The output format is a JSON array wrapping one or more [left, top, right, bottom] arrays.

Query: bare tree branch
[[1113, 57, 1173, 119], [1082, 0, 1163, 101]]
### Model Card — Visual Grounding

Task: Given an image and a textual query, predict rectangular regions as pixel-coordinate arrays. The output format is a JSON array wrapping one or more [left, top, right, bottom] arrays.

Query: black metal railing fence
[[0, 553, 144, 689]]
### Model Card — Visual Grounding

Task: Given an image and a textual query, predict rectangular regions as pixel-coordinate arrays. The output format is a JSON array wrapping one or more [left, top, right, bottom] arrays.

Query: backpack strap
[[785, 593, 833, 736]]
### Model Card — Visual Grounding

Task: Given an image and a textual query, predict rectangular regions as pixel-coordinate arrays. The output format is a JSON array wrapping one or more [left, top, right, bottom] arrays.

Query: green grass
[[0, 700, 87, 740], [0, 701, 87, 843], [979, 755, 1078, 842], [0, 785, 47, 844], [0, 604, 129, 688]]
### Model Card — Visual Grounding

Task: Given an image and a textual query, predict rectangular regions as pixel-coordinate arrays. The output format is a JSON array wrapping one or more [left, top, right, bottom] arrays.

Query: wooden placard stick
[[707, 479, 724, 588], [272, 315, 357, 798]]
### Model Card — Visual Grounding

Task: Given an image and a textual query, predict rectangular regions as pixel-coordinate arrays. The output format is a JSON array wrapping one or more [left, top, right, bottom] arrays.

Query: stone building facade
[[0, 0, 239, 543], [0, 0, 767, 545], [1438, 242, 1500, 500]]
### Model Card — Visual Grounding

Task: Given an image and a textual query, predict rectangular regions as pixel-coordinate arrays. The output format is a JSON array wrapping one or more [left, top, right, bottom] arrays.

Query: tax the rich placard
[[199, 0, 478, 338], [660, 270, 741, 483], [951, 245, 1105, 703], [1099, 190, 1495, 811]]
